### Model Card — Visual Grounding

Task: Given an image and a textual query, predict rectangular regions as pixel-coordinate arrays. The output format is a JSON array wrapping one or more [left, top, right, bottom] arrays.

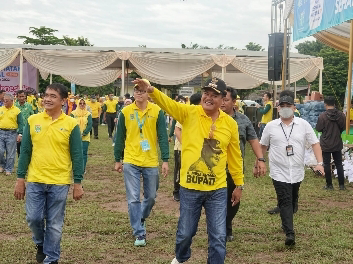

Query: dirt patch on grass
[[317, 199, 351, 209], [0, 233, 23, 241]]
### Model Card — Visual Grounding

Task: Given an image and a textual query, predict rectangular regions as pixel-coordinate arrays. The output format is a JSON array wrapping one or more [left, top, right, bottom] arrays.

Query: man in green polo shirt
[[15, 90, 34, 157]]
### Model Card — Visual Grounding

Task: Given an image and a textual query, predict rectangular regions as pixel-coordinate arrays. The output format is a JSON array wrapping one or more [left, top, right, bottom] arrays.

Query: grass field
[[1, 125, 353, 263]]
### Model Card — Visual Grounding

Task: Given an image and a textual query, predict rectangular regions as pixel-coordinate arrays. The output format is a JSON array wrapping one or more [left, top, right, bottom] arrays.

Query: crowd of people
[[3, 78, 346, 263]]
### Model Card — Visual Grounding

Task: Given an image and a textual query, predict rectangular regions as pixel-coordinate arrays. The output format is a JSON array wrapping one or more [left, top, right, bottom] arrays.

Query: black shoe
[[36, 245, 46, 263], [268, 206, 280, 214], [285, 234, 295, 246], [173, 192, 180, 201], [323, 185, 334, 190], [339, 185, 346, 191], [94, 136, 98, 139], [226, 235, 234, 242], [49, 262, 58, 264]]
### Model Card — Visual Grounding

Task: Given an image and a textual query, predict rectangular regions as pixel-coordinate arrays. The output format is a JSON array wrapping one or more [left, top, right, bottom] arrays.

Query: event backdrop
[[0, 56, 38, 94], [294, 0, 353, 41]]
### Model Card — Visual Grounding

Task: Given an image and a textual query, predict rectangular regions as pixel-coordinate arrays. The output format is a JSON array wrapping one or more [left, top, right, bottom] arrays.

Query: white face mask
[[70, 99, 75, 102], [279, 107, 294, 118]]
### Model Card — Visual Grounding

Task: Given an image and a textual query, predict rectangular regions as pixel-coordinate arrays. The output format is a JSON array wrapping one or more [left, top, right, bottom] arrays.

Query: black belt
[[0, 128, 16, 131]]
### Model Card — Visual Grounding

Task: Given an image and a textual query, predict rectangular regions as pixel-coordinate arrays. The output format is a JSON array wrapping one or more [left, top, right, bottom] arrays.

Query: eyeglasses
[[134, 89, 146, 94], [209, 123, 216, 139]]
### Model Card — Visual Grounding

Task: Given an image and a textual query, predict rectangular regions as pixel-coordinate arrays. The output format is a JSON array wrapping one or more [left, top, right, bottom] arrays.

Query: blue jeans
[[175, 187, 227, 264], [26, 183, 70, 264], [259, 123, 266, 139], [123, 163, 159, 237], [0, 130, 17, 173]]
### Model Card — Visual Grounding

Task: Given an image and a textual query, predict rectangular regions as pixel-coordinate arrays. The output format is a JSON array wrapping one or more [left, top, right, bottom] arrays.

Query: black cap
[[279, 95, 294, 105], [91, 95, 96, 99], [202, 78, 227, 95]]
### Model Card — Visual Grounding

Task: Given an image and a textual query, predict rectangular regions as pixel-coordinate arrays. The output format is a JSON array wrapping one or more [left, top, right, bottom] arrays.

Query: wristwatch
[[235, 185, 244, 190], [258, 158, 266, 162], [317, 162, 323, 166]]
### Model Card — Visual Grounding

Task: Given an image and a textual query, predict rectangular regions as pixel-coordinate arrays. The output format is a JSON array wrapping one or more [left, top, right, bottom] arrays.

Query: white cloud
[[1, 0, 313, 52]]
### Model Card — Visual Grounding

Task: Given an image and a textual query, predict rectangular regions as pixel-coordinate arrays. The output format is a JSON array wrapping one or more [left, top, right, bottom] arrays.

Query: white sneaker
[[171, 257, 181, 264], [112, 143, 115, 147]]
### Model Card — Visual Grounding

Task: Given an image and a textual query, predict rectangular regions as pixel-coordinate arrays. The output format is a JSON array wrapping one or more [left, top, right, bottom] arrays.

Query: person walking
[[316, 96, 346, 190], [132, 78, 244, 264], [15, 90, 34, 157], [257, 92, 273, 139], [14, 83, 84, 264], [87, 95, 101, 139], [103, 93, 118, 139], [114, 79, 169, 247], [71, 99, 92, 173], [221, 87, 266, 242], [0, 93, 24, 175], [260, 92, 325, 246]]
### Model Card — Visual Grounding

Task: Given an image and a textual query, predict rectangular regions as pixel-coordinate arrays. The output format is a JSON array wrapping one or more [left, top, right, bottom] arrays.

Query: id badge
[[140, 139, 151, 152], [286, 145, 294, 156]]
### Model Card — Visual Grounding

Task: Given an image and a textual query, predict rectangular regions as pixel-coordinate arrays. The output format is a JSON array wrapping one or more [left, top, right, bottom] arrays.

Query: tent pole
[[346, 20, 353, 135], [121, 60, 125, 96], [221, 67, 226, 81], [319, 69, 323, 94], [281, 19, 288, 91], [50, 74, 52, 84], [294, 81, 297, 99], [273, 84, 277, 111], [19, 49, 23, 90]]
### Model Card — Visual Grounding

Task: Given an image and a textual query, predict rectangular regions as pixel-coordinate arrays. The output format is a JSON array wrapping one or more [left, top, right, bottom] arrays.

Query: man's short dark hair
[[226, 87, 237, 100], [0, 90, 5, 94], [17, 90, 25, 96], [324, 96, 335, 106], [279, 90, 294, 99], [190, 93, 202, 105], [177, 95, 186, 102], [46, 83, 68, 99], [125, 93, 131, 99], [264, 92, 272, 100]]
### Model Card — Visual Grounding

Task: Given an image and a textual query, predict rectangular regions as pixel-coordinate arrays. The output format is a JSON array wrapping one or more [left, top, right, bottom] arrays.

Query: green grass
[[1, 125, 353, 263]]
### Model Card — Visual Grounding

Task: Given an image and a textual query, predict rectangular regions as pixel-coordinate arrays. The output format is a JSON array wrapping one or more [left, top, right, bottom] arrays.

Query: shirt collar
[[199, 106, 226, 119], [43, 110, 66, 120], [132, 101, 152, 111], [277, 116, 299, 126]]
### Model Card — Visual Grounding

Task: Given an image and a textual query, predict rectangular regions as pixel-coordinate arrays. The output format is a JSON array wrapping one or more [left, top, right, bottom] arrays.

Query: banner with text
[[0, 56, 38, 95], [294, 0, 353, 41]]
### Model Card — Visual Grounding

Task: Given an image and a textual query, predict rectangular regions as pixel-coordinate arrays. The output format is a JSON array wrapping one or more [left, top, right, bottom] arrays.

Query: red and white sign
[[0, 56, 38, 94]]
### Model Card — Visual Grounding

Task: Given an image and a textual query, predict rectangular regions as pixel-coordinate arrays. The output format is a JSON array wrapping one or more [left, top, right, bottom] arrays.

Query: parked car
[[243, 100, 259, 107]]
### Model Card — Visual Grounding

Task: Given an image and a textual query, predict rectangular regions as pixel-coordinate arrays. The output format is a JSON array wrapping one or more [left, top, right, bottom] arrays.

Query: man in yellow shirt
[[14, 83, 84, 264], [257, 92, 273, 139], [87, 95, 101, 139], [133, 78, 243, 264], [114, 80, 169, 247], [103, 93, 119, 138], [0, 93, 24, 175]]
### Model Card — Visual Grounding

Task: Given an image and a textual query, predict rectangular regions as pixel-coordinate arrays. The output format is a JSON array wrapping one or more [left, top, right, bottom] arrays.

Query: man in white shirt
[[260, 93, 324, 246]]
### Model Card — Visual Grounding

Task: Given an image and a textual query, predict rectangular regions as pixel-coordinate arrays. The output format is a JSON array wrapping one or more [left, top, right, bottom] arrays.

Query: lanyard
[[280, 123, 294, 142], [135, 110, 147, 138]]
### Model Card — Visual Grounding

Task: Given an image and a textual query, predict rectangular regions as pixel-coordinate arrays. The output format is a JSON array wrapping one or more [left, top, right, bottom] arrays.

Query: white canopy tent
[[0, 44, 322, 95]]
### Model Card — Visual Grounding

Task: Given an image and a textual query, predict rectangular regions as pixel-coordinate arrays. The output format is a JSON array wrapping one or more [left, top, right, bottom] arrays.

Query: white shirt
[[260, 117, 319, 184]]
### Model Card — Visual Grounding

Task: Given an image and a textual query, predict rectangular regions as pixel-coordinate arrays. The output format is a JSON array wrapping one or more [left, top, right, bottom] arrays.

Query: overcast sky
[[2, 0, 311, 51]]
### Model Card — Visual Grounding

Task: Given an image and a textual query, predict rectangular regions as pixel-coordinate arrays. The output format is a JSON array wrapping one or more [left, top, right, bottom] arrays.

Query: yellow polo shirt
[[26, 112, 79, 184], [104, 100, 118, 113], [121, 102, 163, 167], [88, 102, 101, 118], [150, 89, 244, 191], [0, 105, 21, 130]]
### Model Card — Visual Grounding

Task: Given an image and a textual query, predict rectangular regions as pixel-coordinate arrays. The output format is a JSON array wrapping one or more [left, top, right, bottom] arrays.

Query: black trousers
[[106, 112, 116, 138], [226, 171, 241, 236], [17, 141, 21, 157], [272, 179, 301, 236], [90, 117, 99, 138], [322, 151, 345, 186], [173, 150, 181, 195]]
